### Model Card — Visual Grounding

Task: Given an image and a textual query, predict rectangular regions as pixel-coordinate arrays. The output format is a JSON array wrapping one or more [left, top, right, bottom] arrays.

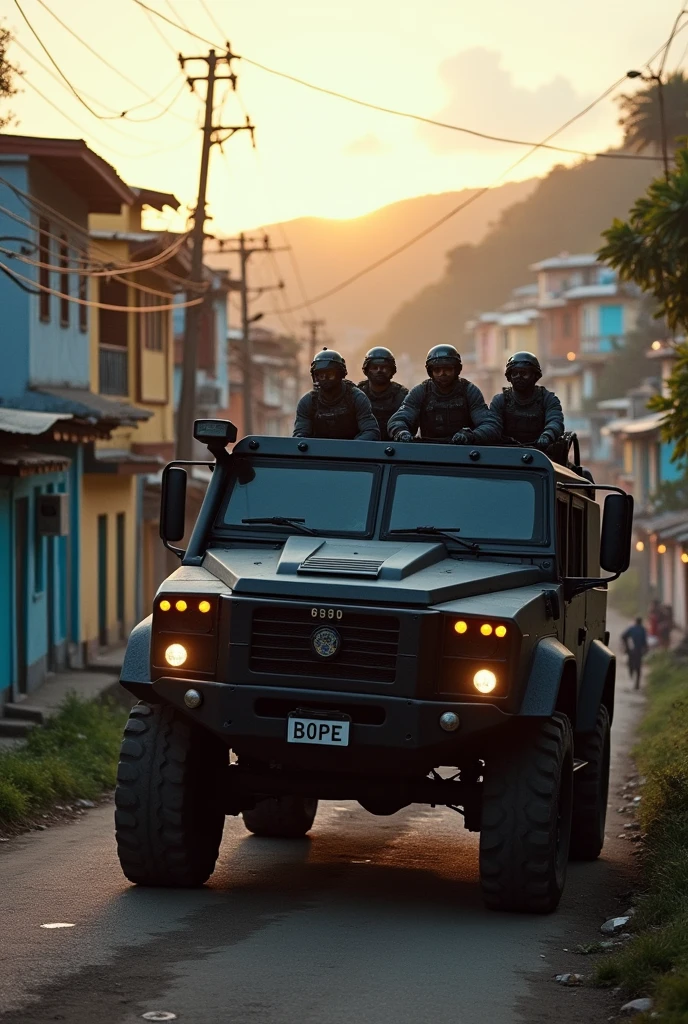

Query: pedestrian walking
[[622, 616, 649, 690]]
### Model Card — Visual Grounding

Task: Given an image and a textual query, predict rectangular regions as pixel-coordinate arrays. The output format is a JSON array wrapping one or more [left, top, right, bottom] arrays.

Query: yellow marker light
[[652, 340, 662, 350], [480, 623, 493, 636], [473, 669, 497, 694], [495, 625, 507, 638], [635, 541, 644, 552], [682, 553, 688, 564], [199, 600, 211, 614], [175, 599, 188, 612], [658, 544, 667, 555], [165, 643, 187, 667], [454, 620, 468, 634], [159, 600, 171, 612]]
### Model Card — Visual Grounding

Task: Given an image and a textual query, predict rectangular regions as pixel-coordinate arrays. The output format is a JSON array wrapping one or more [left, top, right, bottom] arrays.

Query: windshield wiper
[[241, 516, 317, 536], [389, 525, 480, 553]]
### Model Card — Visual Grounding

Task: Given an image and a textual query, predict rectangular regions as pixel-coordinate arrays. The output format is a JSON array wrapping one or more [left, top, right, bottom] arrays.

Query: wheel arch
[[120, 615, 156, 700], [576, 639, 616, 734], [519, 636, 578, 728]]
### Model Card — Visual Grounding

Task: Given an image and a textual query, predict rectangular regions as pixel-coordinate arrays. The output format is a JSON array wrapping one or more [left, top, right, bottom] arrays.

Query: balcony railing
[[99, 345, 128, 396]]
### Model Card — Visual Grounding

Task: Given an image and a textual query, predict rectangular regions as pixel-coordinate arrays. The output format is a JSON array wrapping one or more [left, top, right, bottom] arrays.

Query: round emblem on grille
[[311, 626, 341, 659]]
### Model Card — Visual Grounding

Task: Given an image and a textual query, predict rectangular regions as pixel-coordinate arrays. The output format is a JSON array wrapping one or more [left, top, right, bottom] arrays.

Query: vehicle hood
[[201, 536, 544, 606]]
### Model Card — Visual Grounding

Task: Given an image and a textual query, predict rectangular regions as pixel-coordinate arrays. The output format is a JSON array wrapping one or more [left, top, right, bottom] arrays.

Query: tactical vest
[[309, 381, 360, 439], [502, 386, 546, 443], [357, 380, 407, 441], [418, 378, 471, 441]]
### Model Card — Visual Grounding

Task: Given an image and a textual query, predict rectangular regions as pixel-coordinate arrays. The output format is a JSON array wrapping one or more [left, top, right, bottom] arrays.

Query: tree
[[600, 148, 688, 464], [618, 72, 688, 155], [0, 25, 19, 131]]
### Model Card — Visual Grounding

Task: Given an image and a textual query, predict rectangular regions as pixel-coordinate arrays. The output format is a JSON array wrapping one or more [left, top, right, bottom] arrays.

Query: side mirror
[[600, 493, 633, 574], [160, 467, 187, 543]]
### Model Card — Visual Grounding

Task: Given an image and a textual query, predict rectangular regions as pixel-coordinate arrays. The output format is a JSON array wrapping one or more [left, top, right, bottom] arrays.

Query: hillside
[[212, 181, 535, 355], [368, 156, 658, 367]]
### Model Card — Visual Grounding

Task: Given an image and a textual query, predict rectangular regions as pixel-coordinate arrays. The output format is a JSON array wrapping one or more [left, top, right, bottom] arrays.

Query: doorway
[[98, 514, 108, 647], [14, 497, 29, 695]]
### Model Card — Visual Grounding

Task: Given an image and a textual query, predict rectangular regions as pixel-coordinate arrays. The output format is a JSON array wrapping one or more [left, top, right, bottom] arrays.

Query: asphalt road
[[0, 610, 645, 1024]]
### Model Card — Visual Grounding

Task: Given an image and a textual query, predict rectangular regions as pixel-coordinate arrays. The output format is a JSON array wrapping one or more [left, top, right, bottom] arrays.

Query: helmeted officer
[[293, 347, 380, 440], [489, 351, 564, 449], [357, 346, 408, 441], [388, 344, 498, 444]]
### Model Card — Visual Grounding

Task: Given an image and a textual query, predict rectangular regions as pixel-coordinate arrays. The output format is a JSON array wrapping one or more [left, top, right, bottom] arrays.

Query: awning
[[12, 388, 151, 425], [0, 408, 73, 435], [0, 447, 71, 477]]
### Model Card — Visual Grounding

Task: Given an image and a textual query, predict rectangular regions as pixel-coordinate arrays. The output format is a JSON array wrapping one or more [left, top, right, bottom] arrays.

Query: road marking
[[40, 923, 75, 929]]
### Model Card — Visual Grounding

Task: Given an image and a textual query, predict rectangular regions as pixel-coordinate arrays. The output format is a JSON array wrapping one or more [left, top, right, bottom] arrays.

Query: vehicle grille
[[250, 606, 400, 683], [298, 555, 385, 578]]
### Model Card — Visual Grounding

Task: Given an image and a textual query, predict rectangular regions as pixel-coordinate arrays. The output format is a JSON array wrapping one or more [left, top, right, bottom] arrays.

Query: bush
[[594, 653, 688, 1014], [0, 694, 127, 826]]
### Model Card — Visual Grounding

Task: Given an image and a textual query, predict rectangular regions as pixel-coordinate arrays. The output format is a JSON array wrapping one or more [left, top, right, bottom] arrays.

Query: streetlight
[[626, 69, 669, 181]]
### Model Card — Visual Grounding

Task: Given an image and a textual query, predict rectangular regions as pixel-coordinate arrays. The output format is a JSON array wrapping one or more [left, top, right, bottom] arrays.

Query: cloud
[[420, 48, 606, 153], [343, 133, 392, 156]]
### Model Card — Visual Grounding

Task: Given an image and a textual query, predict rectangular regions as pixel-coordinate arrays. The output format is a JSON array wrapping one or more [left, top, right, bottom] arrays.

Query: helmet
[[362, 346, 397, 375], [310, 347, 347, 381], [425, 344, 462, 376], [505, 351, 542, 381]]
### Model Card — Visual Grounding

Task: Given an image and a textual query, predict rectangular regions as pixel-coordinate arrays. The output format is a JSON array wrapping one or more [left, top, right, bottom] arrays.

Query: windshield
[[219, 460, 378, 536], [385, 468, 541, 543]]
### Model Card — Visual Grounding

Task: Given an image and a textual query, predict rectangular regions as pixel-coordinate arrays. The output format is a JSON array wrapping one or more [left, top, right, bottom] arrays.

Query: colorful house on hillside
[[0, 135, 139, 706]]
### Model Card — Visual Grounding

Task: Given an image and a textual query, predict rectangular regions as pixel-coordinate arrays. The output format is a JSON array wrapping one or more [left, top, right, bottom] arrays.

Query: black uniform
[[356, 380, 408, 441], [490, 386, 564, 446], [388, 378, 499, 444], [293, 381, 380, 440]]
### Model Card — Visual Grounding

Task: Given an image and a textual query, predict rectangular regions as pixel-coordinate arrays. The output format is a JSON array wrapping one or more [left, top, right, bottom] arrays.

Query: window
[[59, 233, 69, 327], [387, 468, 540, 543], [78, 275, 88, 333], [38, 217, 50, 322], [99, 278, 128, 346], [220, 461, 378, 536], [555, 497, 568, 576], [140, 293, 167, 351], [568, 502, 586, 576]]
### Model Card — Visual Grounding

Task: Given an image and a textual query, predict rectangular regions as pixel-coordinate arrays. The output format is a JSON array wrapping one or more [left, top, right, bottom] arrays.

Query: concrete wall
[[0, 159, 32, 398]]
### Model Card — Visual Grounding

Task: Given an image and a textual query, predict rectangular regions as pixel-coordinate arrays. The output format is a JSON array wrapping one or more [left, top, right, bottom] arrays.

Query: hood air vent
[[297, 555, 385, 578]]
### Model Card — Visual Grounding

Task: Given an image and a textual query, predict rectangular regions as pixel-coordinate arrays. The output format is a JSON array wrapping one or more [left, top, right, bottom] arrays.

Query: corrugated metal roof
[[0, 408, 72, 435], [0, 447, 71, 476], [9, 388, 152, 424]]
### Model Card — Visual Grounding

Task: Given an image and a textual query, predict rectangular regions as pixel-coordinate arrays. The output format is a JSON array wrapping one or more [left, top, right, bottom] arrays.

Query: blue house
[[0, 135, 142, 706]]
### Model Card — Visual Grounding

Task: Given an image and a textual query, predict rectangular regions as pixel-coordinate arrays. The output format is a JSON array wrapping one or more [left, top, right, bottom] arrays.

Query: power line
[[198, 0, 228, 42], [32, 0, 192, 121], [133, 0, 663, 163]]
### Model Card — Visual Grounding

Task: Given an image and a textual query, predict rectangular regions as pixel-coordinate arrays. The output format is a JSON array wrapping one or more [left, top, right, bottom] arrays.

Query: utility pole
[[303, 318, 326, 362], [176, 47, 254, 459], [212, 234, 289, 435]]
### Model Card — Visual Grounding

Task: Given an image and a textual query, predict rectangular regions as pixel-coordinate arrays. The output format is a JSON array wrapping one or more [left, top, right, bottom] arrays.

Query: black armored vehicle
[[115, 420, 633, 913]]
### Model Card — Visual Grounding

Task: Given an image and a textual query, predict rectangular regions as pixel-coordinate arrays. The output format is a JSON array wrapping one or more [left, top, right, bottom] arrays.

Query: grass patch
[[0, 693, 127, 826], [593, 652, 688, 1015]]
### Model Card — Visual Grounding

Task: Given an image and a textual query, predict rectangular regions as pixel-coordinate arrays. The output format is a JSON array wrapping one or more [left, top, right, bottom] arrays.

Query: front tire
[[115, 703, 227, 886], [242, 796, 318, 838], [479, 714, 573, 913], [569, 705, 610, 861]]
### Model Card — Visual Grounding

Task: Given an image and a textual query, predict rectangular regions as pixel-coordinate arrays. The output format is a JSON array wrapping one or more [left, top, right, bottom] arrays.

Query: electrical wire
[[198, 0, 228, 42], [0, 259, 205, 310], [133, 0, 665, 164], [32, 0, 193, 121]]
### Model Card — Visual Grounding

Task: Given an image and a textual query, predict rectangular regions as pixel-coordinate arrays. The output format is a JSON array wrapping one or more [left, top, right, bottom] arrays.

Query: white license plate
[[287, 715, 350, 746]]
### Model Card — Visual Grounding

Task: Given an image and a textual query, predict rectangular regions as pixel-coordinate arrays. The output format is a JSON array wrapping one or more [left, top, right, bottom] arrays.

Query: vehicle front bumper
[[128, 676, 512, 773]]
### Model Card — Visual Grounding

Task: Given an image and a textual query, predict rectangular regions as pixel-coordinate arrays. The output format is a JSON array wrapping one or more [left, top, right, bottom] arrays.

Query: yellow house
[[497, 310, 541, 361], [81, 188, 186, 658]]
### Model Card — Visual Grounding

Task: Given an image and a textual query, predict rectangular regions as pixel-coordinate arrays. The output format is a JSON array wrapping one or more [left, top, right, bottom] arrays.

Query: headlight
[[165, 643, 188, 667], [473, 668, 497, 694]]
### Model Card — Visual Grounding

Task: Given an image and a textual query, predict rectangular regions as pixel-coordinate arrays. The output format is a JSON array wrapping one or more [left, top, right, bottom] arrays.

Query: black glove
[[451, 430, 472, 445], [536, 433, 552, 449], [394, 430, 414, 443]]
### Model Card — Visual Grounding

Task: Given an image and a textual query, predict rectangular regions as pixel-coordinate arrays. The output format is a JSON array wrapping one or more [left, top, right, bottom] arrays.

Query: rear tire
[[242, 796, 318, 838], [479, 714, 573, 914], [115, 703, 227, 886], [569, 705, 610, 861]]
